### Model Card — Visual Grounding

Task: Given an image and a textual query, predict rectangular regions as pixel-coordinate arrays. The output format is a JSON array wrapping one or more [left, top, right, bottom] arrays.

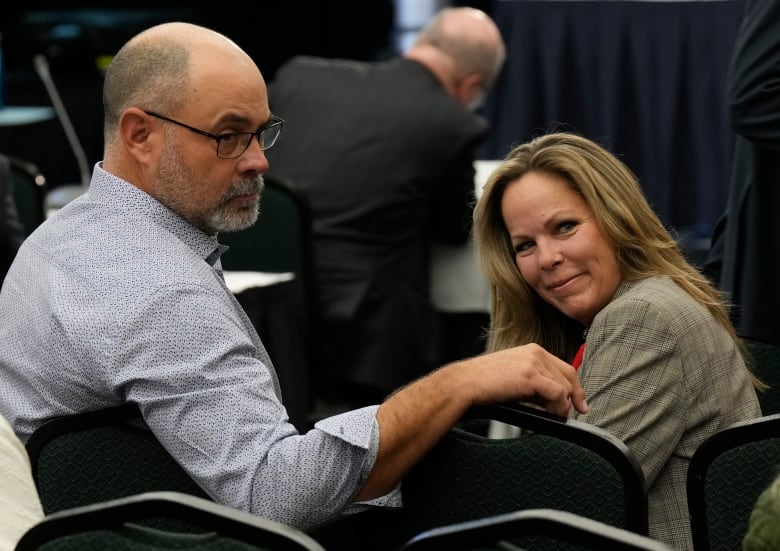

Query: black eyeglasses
[[143, 110, 284, 159]]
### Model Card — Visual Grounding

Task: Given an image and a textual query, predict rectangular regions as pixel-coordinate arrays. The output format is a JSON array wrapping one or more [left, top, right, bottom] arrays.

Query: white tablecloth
[[223, 271, 294, 294]]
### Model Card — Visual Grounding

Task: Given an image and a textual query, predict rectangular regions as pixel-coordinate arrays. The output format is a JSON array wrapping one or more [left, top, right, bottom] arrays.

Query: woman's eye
[[558, 221, 577, 234]]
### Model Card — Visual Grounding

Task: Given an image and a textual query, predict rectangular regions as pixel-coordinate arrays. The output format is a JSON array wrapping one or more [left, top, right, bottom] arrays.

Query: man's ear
[[456, 72, 486, 109], [120, 108, 159, 164]]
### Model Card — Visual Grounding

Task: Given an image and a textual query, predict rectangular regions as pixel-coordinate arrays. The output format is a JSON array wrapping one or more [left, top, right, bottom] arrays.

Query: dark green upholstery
[[26, 403, 211, 517], [400, 403, 649, 550], [219, 174, 319, 427], [15, 491, 326, 551], [218, 174, 316, 332], [687, 413, 780, 551], [744, 339, 780, 415], [400, 508, 673, 551], [219, 175, 313, 283]]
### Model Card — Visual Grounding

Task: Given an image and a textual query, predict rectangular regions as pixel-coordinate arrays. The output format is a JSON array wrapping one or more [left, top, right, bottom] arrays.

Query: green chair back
[[219, 175, 312, 278], [218, 175, 319, 430], [687, 413, 780, 551], [400, 403, 649, 550], [26, 403, 211, 517]]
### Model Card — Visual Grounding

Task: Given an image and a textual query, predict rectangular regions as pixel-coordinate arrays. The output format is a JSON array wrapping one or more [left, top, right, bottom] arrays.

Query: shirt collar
[[88, 163, 222, 265]]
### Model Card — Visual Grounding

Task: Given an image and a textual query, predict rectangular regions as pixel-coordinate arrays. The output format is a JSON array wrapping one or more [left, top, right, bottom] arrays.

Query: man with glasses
[[0, 21, 586, 543]]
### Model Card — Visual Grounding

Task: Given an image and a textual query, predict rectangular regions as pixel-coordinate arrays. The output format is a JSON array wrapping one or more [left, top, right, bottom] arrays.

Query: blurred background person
[[473, 132, 762, 550], [266, 6, 506, 409], [703, 0, 780, 347]]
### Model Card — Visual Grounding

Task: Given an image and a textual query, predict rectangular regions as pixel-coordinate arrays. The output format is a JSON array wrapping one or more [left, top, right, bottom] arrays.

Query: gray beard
[[206, 175, 265, 234]]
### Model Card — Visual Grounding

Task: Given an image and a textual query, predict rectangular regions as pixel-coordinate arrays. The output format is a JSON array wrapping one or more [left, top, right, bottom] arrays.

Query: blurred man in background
[[267, 7, 506, 409]]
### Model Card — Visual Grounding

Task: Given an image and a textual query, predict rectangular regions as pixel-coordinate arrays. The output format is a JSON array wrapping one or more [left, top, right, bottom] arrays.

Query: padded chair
[[25, 403, 211, 516], [15, 490, 326, 551], [687, 413, 780, 551], [400, 403, 649, 545], [400, 508, 673, 551], [219, 174, 315, 314], [8, 155, 47, 235], [219, 174, 319, 430], [744, 338, 780, 415]]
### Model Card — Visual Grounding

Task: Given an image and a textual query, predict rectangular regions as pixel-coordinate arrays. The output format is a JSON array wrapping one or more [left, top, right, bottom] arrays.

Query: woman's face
[[501, 171, 621, 325]]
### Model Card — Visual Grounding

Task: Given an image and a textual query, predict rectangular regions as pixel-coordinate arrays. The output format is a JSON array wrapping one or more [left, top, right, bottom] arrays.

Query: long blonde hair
[[473, 132, 762, 387]]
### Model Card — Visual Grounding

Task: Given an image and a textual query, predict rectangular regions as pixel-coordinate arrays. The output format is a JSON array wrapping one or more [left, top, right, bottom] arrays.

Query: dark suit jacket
[[704, 0, 780, 345], [0, 153, 25, 284], [267, 56, 488, 393]]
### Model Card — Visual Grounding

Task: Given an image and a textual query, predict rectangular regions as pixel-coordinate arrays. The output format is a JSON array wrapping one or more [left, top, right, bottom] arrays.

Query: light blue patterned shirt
[[0, 164, 399, 529]]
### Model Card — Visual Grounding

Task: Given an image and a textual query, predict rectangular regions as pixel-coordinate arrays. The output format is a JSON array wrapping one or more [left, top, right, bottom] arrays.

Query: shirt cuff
[[314, 405, 402, 508]]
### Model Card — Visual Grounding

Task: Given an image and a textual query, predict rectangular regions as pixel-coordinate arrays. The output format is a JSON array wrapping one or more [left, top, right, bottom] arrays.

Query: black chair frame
[[15, 490, 326, 551], [400, 508, 673, 551]]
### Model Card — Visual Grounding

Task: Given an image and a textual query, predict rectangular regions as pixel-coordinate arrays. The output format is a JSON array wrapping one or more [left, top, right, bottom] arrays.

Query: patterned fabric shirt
[[0, 163, 399, 530]]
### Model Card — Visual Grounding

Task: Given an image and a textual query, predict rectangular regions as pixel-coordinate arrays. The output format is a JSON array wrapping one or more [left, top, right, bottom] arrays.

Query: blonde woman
[[473, 132, 762, 550]]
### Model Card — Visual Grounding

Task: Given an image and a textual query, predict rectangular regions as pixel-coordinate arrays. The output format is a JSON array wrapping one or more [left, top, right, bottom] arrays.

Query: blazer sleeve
[[572, 298, 686, 486]]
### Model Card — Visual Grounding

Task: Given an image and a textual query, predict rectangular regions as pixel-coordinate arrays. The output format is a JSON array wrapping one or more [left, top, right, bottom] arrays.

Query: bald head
[[103, 22, 263, 148], [411, 7, 506, 90]]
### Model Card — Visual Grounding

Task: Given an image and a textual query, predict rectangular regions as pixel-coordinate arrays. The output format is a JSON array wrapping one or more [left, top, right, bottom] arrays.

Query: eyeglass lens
[[217, 121, 283, 158]]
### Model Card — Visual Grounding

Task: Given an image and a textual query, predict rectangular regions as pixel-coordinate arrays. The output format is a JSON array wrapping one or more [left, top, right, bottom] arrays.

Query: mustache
[[221, 175, 265, 205]]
